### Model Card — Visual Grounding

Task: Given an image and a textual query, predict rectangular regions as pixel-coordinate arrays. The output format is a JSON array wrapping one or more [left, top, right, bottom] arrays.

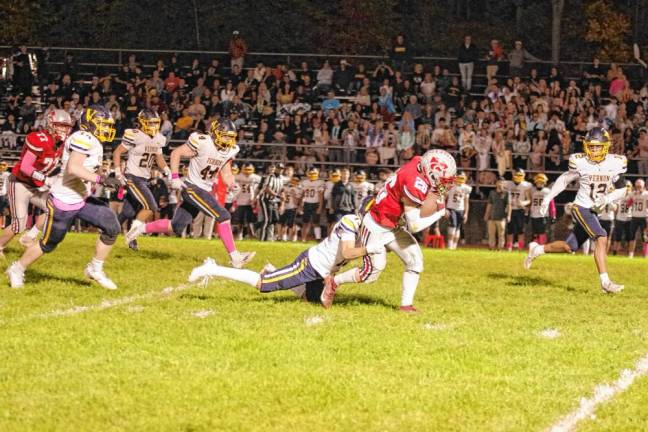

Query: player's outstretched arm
[[112, 143, 128, 177], [154, 153, 171, 176], [340, 240, 380, 260], [543, 171, 578, 207]]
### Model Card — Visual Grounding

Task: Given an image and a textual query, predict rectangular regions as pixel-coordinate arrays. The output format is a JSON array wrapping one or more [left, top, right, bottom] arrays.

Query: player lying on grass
[[320, 149, 455, 312], [524, 127, 628, 293], [6, 106, 122, 289], [188, 213, 384, 299]]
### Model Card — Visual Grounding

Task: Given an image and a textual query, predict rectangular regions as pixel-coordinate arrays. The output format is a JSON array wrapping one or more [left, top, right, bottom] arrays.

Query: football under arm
[[170, 144, 195, 174], [545, 171, 579, 203]]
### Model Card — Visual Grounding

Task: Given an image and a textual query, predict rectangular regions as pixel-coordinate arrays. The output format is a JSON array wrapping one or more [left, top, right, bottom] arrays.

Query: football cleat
[[601, 280, 624, 294], [524, 241, 542, 270], [320, 275, 337, 309], [128, 239, 139, 251], [5, 261, 25, 289], [188, 257, 220, 286], [260, 263, 277, 276], [84, 264, 117, 290], [125, 223, 144, 245], [230, 250, 256, 269], [399, 305, 418, 313]]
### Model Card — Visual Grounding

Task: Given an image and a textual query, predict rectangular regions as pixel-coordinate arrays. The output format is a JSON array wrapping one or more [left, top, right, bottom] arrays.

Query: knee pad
[[215, 209, 231, 224], [400, 244, 424, 273], [358, 252, 386, 283], [100, 232, 118, 246]]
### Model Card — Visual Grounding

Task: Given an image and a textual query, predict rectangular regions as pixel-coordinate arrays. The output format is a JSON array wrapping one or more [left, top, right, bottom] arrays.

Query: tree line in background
[[1, 0, 646, 63]]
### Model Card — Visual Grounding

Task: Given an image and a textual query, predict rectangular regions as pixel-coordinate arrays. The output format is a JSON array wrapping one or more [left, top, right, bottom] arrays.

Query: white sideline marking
[[304, 315, 325, 326], [547, 352, 648, 432], [191, 309, 214, 319], [35, 283, 191, 320], [539, 328, 561, 339], [423, 322, 449, 331]]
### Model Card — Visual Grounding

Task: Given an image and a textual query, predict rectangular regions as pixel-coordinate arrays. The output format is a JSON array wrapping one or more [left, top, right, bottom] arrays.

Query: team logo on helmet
[[210, 119, 237, 151], [80, 105, 116, 143], [420, 149, 457, 195]]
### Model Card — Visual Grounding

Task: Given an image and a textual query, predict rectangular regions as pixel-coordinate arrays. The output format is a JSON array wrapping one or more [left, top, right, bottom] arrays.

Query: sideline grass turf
[[1, 233, 647, 431]]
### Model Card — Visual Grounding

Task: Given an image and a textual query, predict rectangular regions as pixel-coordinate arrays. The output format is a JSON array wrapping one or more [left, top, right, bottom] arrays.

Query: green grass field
[[1, 233, 647, 431]]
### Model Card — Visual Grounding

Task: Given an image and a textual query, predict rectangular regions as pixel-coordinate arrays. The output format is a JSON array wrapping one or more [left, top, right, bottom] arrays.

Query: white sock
[[533, 243, 545, 257], [215, 265, 260, 288], [334, 268, 358, 286], [314, 226, 322, 240], [132, 219, 145, 233], [91, 258, 104, 271], [27, 225, 40, 239], [401, 271, 420, 306], [599, 272, 610, 285], [13, 261, 25, 272]]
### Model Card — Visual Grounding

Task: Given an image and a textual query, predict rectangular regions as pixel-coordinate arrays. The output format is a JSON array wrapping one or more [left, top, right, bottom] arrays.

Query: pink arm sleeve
[[549, 200, 557, 219], [19, 151, 38, 177]]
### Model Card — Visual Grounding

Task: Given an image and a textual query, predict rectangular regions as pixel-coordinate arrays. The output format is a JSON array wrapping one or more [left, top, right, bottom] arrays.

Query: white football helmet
[[419, 149, 457, 195], [46, 109, 74, 142]]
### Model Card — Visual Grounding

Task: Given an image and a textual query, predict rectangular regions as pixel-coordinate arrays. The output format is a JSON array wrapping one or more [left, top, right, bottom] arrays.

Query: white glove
[[171, 178, 184, 190], [539, 198, 549, 217], [365, 243, 386, 255]]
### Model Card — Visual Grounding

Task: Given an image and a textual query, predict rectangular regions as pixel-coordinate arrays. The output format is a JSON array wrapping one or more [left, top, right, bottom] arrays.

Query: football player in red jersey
[[321, 149, 456, 311], [0, 109, 73, 256]]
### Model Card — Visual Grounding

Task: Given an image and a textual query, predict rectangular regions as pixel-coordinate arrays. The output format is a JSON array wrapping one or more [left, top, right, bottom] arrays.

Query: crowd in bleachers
[[1, 36, 648, 250]]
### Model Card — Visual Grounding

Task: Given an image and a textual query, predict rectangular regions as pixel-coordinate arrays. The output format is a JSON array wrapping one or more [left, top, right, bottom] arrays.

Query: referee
[[257, 164, 284, 241]]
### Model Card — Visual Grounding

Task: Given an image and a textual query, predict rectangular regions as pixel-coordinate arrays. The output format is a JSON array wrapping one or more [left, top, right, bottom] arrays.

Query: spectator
[[637, 129, 648, 175], [485, 39, 505, 82], [229, 31, 248, 70], [334, 60, 354, 94], [321, 90, 341, 113], [332, 168, 355, 219], [507, 41, 540, 77], [316, 60, 334, 93], [390, 33, 410, 73], [484, 179, 511, 250], [12, 45, 33, 95], [457, 35, 478, 91], [584, 57, 606, 87]]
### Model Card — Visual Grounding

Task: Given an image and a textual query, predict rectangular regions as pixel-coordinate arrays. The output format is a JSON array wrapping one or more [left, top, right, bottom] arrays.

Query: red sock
[[643, 243, 648, 257], [217, 221, 236, 254], [145, 219, 171, 234], [538, 234, 547, 245], [505, 242, 512, 249], [518, 240, 525, 250]]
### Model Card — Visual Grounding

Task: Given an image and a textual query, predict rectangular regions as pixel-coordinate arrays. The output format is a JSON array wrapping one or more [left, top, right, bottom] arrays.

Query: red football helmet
[[419, 149, 457, 195], [46, 109, 74, 142]]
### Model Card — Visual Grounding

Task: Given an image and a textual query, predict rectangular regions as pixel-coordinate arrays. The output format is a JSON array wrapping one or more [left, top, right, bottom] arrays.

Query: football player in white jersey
[[611, 181, 633, 255], [113, 109, 170, 251], [351, 170, 375, 211], [0, 162, 10, 229], [188, 213, 383, 302], [6, 106, 122, 289], [224, 163, 240, 213], [277, 169, 300, 242], [524, 128, 628, 293], [503, 168, 532, 251], [233, 163, 261, 240], [445, 171, 471, 250], [528, 173, 555, 245], [299, 167, 325, 241], [126, 120, 255, 268], [627, 178, 648, 258]]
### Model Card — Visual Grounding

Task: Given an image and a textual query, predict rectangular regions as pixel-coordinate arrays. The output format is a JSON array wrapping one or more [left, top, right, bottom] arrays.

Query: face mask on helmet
[[307, 169, 319, 181], [354, 171, 366, 183], [47, 109, 74, 142], [231, 165, 240, 175], [0, 162, 7, 173], [210, 120, 237, 150], [455, 174, 467, 185], [533, 173, 548, 189], [242, 165, 255, 175], [81, 107, 116, 143], [138, 110, 161, 137], [513, 170, 525, 184], [583, 128, 611, 163], [330, 171, 341, 182]]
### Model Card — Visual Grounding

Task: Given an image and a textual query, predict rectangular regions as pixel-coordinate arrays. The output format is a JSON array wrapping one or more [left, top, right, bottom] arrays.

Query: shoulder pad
[[339, 214, 359, 233], [568, 153, 582, 170], [69, 131, 96, 152], [187, 132, 209, 151]]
